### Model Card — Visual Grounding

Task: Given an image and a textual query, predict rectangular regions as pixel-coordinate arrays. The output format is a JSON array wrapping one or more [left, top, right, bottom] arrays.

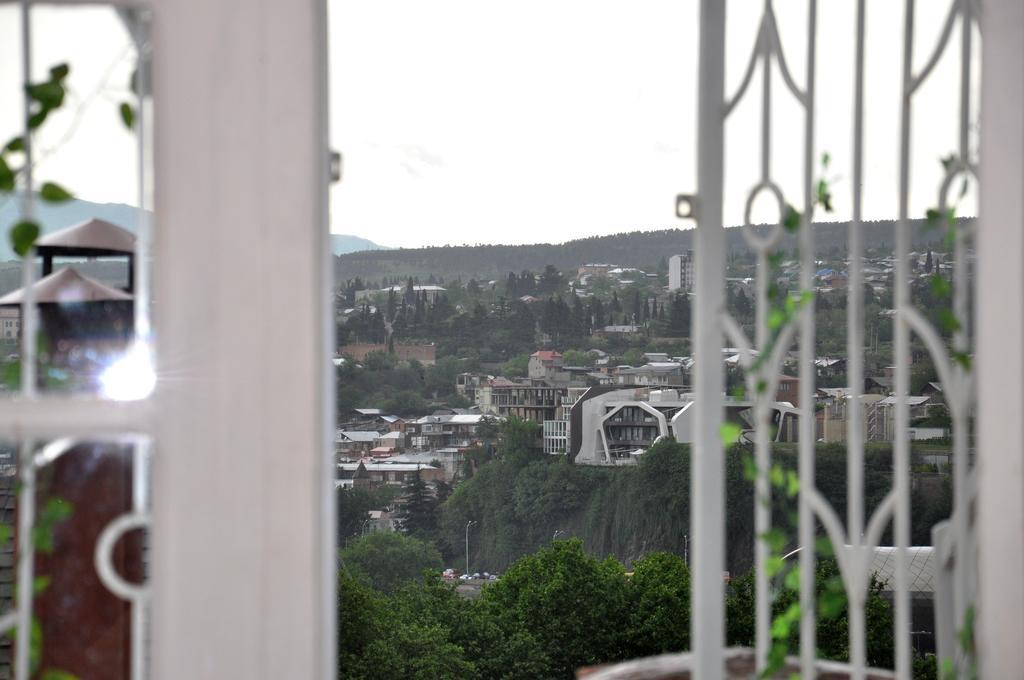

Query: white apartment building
[[668, 250, 695, 292], [0, 308, 18, 341]]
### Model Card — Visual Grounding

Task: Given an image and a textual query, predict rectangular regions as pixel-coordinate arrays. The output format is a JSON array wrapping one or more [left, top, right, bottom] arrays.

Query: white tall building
[[668, 251, 695, 292], [0, 308, 19, 341]]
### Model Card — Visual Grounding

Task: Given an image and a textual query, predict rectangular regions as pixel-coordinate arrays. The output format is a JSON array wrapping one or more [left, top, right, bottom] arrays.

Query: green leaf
[[41, 671, 79, 680], [940, 659, 956, 680], [940, 153, 957, 171], [929, 274, 951, 298], [742, 455, 759, 482], [27, 109, 48, 130], [799, 290, 815, 306], [756, 378, 767, 395], [771, 602, 801, 639], [48, 63, 70, 82], [951, 351, 972, 371], [784, 566, 801, 590], [768, 309, 786, 332], [2, 361, 20, 390], [769, 464, 785, 489], [4, 136, 23, 153], [944, 225, 957, 250], [119, 102, 135, 130], [26, 81, 64, 109], [815, 536, 834, 556], [938, 309, 961, 333], [730, 385, 747, 400], [925, 208, 942, 227], [785, 470, 800, 498], [959, 605, 975, 653], [0, 524, 10, 545], [815, 179, 833, 213], [783, 205, 801, 233], [32, 575, 51, 595], [10, 220, 40, 257], [39, 181, 73, 203], [760, 528, 787, 553], [0, 156, 14, 192], [719, 422, 741, 447], [765, 555, 785, 577], [821, 151, 831, 168], [33, 497, 74, 554], [818, 588, 846, 619]]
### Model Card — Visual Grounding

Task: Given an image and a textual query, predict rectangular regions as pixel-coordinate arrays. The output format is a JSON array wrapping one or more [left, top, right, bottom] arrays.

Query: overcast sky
[[1, 2, 977, 249]]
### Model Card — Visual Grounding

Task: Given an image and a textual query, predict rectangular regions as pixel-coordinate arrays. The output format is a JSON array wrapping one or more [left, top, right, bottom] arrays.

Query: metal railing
[[689, 1, 978, 677]]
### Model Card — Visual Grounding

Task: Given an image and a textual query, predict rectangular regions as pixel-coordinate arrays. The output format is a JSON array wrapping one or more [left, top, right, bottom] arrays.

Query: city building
[[528, 350, 567, 381], [337, 342, 437, 365], [668, 251, 695, 292], [407, 414, 490, 450], [0, 307, 18, 341], [570, 387, 799, 466], [337, 460, 444, 488], [491, 382, 566, 424]]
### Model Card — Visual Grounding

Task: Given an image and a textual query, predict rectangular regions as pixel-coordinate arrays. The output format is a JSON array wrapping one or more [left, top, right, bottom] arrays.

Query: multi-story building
[[542, 387, 587, 454], [491, 381, 566, 424], [612, 362, 685, 387], [407, 413, 489, 450], [570, 386, 799, 466], [528, 351, 567, 381], [668, 250, 695, 292], [0, 307, 18, 341]]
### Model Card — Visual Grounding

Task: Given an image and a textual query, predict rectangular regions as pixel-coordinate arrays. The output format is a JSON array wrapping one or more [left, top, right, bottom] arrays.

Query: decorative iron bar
[[693, 0, 979, 677], [5, 3, 155, 679]]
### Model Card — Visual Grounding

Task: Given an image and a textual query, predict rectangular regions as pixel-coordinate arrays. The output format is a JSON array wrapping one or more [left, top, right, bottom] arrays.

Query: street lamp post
[[465, 520, 476, 576]]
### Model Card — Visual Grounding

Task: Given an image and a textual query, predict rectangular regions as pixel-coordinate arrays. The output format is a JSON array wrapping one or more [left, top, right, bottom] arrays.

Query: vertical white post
[[976, 0, 1024, 676], [894, 2, 915, 677], [797, 3, 817, 676], [692, 1, 726, 677], [150, 0, 333, 677]]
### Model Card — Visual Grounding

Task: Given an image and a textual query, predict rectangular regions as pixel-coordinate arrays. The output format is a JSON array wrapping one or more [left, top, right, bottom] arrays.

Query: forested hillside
[[334, 218, 960, 282], [438, 440, 951, 575]]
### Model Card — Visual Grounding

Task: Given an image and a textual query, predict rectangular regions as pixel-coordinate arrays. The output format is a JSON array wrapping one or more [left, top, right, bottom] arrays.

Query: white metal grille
[[691, 1, 979, 677], [2, 4, 154, 679]]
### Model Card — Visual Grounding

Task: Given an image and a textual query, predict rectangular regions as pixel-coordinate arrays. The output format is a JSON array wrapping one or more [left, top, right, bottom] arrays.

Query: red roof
[[531, 351, 562, 361]]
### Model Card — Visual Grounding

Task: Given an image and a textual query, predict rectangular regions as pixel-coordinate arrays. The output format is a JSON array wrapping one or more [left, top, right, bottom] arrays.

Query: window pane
[[0, 5, 152, 399]]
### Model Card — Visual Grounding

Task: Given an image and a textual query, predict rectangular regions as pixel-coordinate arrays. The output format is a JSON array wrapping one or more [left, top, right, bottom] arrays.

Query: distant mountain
[[331, 234, 390, 255], [0, 193, 388, 260], [334, 219, 962, 283], [0, 193, 146, 262]]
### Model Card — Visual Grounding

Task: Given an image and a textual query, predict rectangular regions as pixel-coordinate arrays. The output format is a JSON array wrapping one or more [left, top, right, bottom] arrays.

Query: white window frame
[[1, 0, 335, 678]]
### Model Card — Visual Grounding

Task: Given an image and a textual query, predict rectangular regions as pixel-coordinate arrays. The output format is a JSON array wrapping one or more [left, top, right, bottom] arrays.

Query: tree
[[626, 552, 691, 656], [501, 354, 530, 378], [725, 558, 894, 669], [382, 389, 427, 416], [498, 415, 542, 465], [562, 349, 594, 368], [339, 531, 443, 593], [398, 470, 441, 542], [481, 539, 631, 675], [363, 349, 397, 372], [337, 485, 396, 544]]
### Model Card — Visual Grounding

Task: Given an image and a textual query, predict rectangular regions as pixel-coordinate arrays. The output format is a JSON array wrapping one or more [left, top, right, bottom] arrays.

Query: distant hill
[[330, 234, 390, 255], [0, 193, 387, 260], [0, 193, 145, 262], [335, 219, 962, 283]]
